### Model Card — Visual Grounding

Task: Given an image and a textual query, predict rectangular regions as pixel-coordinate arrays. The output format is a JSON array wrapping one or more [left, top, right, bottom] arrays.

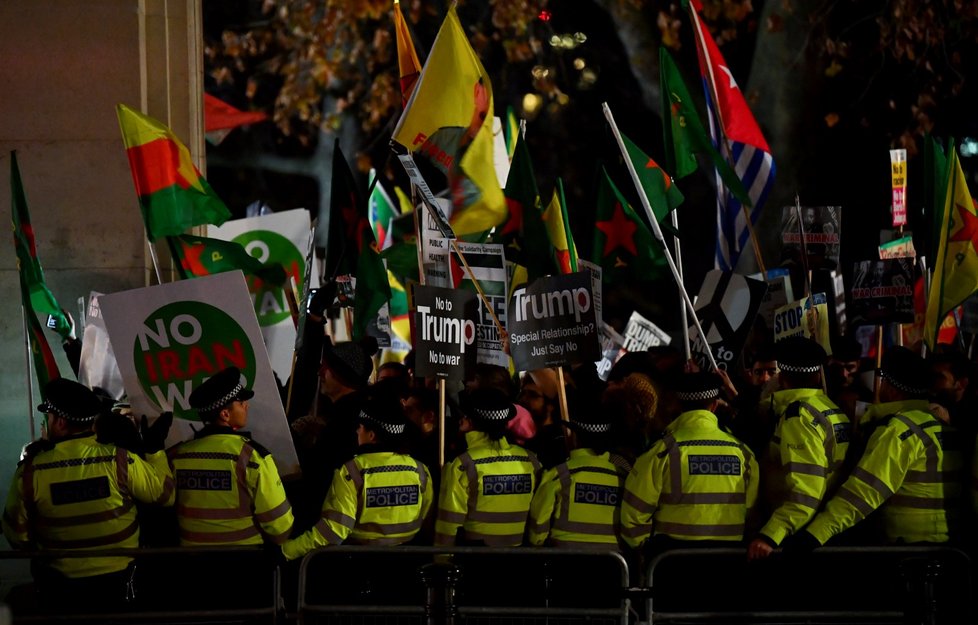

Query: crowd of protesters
[[4, 291, 977, 614]]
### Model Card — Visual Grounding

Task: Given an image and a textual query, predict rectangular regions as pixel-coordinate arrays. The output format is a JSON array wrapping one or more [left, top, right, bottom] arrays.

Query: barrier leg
[[901, 558, 943, 625], [420, 561, 460, 625]]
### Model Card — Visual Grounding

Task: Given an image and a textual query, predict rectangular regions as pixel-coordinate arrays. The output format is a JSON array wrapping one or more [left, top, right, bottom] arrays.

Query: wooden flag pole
[[438, 378, 447, 468], [687, 4, 765, 274], [603, 102, 719, 371], [555, 367, 571, 424], [874, 328, 884, 403], [793, 195, 814, 299]]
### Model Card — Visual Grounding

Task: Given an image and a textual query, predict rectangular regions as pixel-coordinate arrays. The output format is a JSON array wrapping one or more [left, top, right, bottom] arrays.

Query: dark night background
[[201, 0, 978, 340]]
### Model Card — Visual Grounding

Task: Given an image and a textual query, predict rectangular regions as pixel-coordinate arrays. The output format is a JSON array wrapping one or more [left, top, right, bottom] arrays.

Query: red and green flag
[[11, 151, 64, 391], [621, 131, 684, 222], [659, 49, 750, 206], [393, 0, 423, 107], [168, 234, 287, 287], [593, 167, 667, 282], [326, 142, 392, 340], [116, 103, 232, 241]]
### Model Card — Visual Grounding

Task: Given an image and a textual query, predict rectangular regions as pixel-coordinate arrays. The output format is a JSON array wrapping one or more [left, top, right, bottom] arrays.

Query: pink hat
[[506, 404, 537, 445]]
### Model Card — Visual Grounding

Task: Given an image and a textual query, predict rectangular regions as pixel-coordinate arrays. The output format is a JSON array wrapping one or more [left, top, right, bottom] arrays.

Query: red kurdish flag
[[117, 103, 232, 241], [393, 0, 423, 107]]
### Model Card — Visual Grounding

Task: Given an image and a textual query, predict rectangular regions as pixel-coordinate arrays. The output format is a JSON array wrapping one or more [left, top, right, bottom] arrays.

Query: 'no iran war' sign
[[507, 272, 600, 371], [100, 271, 299, 477], [413, 285, 479, 381]]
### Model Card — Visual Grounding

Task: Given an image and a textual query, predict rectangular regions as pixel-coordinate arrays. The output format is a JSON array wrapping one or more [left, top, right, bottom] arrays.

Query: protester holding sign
[[282, 394, 434, 559], [620, 372, 758, 553], [747, 337, 850, 560], [434, 388, 542, 546]]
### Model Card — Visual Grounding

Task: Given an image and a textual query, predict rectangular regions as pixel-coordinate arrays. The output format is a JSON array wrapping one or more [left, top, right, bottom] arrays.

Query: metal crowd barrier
[[643, 546, 974, 625], [0, 546, 280, 624], [296, 546, 631, 625]]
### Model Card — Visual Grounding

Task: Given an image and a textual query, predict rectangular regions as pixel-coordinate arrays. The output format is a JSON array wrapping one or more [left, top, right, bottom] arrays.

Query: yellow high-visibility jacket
[[621, 410, 758, 546], [527, 448, 628, 547], [806, 400, 963, 545], [760, 388, 851, 545], [435, 431, 541, 546], [283, 448, 433, 560], [2, 433, 174, 578], [168, 427, 292, 546]]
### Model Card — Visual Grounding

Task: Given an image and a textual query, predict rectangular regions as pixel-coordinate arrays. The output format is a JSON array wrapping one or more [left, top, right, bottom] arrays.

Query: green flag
[[368, 169, 400, 250], [11, 151, 65, 392], [326, 142, 392, 340], [659, 48, 751, 207], [593, 167, 667, 282], [168, 234, 287, 286], [621, 132, 684, 222], [924, 134, 949, 261]]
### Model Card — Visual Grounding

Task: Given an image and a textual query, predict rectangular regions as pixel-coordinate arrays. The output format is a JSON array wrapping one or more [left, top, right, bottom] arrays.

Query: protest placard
[[595, 322, 627, 381], [622, 311, 671, 353], [413, 285, 479, 380], [849, 258, 915, 326], [78, 292, 124, 399], [774, 292, 832, 354], [687, 270, 768, 371], [507, 272, 600, 371], [578, 259, 603, 328], [209, 208, 318, 382], [450, 242, 509, 367], [751, 268, 793, 333], [781, 205, 842, 270], [100, 271, 299, 476]]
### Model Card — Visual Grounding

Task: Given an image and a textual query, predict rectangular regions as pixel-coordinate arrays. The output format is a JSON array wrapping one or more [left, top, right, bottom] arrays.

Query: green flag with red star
[[592, 167, 666, 282], [621, 132, 684, 221], [325, 141, 391, 340], [168, 234, 287, 286]]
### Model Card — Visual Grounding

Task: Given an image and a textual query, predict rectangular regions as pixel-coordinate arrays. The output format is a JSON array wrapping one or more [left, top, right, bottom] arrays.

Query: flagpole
[[688, 4, 766, 274], [672, 210, 692, 360], [22, 307, 37, 441], [793, 194, 813, 299], [147, 238, 164, 284], [603, 102, 719, 371]]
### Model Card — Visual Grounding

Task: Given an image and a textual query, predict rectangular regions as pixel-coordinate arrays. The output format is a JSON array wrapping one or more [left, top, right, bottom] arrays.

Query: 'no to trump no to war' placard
[[413, 285, 479, 381], [100, 271, 299, 477], [507, 272, 600, 371]]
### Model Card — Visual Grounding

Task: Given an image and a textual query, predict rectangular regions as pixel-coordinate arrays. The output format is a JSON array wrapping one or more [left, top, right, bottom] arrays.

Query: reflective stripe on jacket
[[760, 388, 850, 544], [806, 401, 963, 545], [527, 448, 628, 547], [282, 449, 433, 560], [2, 433, 174, 578], [621, 410, 758, 546], [435, 431, 541, 546], [168, 428, 292, 546]]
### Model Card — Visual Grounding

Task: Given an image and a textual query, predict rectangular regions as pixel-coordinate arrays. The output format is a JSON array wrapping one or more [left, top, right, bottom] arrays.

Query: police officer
[[747, 336, 850, 560], [621, 372, 758, 552], [282, 394, 433, 559], [2, 378, 174, 608], [168, 367, 293, 546], [787, 347, 963, 549], [435, 388, 542, 546], [527, 406, 629, 548]]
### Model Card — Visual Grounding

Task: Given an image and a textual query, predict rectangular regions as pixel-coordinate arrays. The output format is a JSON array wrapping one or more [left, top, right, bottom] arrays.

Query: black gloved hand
[[307, 281, 337, 320], [140, 411, 173, 453], [262, 542, 287, 566], [780, 530, 821, 556]]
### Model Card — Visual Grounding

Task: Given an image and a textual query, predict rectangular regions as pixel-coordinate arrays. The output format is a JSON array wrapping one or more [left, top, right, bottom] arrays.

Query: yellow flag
[[391, 6, 505, 236], [541, 182, 579, 274], [925, 146, 978, 348]]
